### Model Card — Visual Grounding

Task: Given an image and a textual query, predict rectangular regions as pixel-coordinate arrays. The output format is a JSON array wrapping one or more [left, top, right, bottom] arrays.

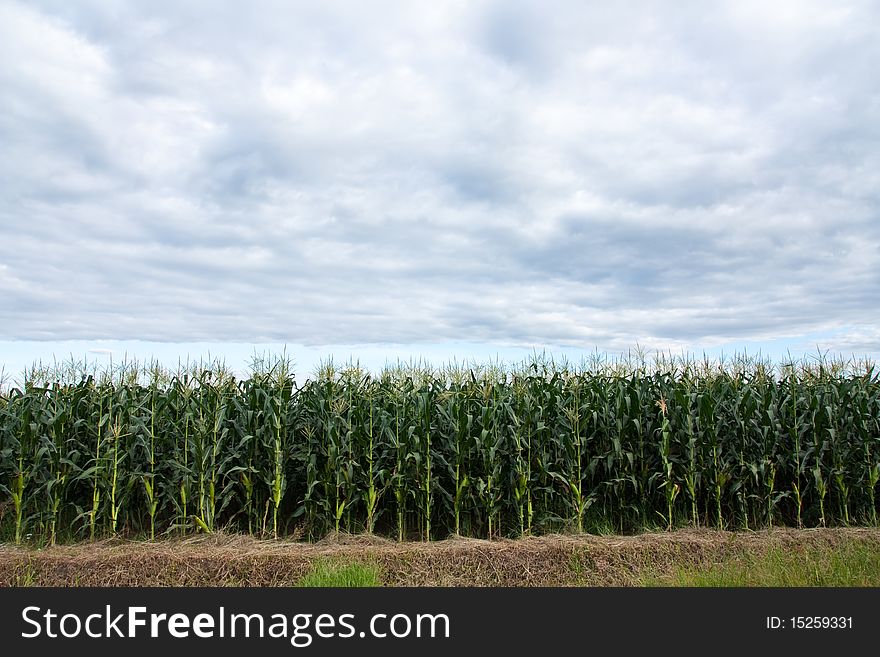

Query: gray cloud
[[1, 0, 879, 354]]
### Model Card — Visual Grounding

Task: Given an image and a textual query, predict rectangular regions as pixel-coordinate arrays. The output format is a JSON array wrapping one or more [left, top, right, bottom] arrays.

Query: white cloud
[[1, 0, 878, 355]]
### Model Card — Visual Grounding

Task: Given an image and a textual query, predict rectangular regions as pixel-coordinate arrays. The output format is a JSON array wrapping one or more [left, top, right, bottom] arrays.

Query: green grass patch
[[644, 541, 880, 586], [297, 560, 381, 587]]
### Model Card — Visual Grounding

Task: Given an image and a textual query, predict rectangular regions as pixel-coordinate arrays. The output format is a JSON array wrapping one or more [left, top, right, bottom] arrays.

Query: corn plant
[[0, 353, 878, 543]]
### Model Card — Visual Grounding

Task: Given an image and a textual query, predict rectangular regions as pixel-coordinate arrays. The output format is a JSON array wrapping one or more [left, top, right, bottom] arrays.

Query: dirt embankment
[[1, 527, 878, 587]]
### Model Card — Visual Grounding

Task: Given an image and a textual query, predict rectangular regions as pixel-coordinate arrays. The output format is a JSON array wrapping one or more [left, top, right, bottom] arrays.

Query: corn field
[[1, 354, 878, 544]]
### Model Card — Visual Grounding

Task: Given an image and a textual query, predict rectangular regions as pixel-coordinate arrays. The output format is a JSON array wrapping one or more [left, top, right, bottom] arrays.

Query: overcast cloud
[[1, 0, 879, 356]]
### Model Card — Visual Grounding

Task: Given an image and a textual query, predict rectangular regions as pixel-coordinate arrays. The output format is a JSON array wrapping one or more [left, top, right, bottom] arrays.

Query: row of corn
[[0, 355, 878, 543]]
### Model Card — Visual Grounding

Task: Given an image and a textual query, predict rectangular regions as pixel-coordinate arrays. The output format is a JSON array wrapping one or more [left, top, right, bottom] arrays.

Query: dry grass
[[1, 527, 878, 587]]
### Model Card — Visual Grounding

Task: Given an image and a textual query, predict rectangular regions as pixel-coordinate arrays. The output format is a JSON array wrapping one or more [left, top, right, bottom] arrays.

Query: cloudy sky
[[1, 0, 879, 378]]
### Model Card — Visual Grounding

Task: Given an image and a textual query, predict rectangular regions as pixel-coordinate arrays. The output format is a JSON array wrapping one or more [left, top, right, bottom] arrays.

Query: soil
[[1, 527, 878, 587]]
